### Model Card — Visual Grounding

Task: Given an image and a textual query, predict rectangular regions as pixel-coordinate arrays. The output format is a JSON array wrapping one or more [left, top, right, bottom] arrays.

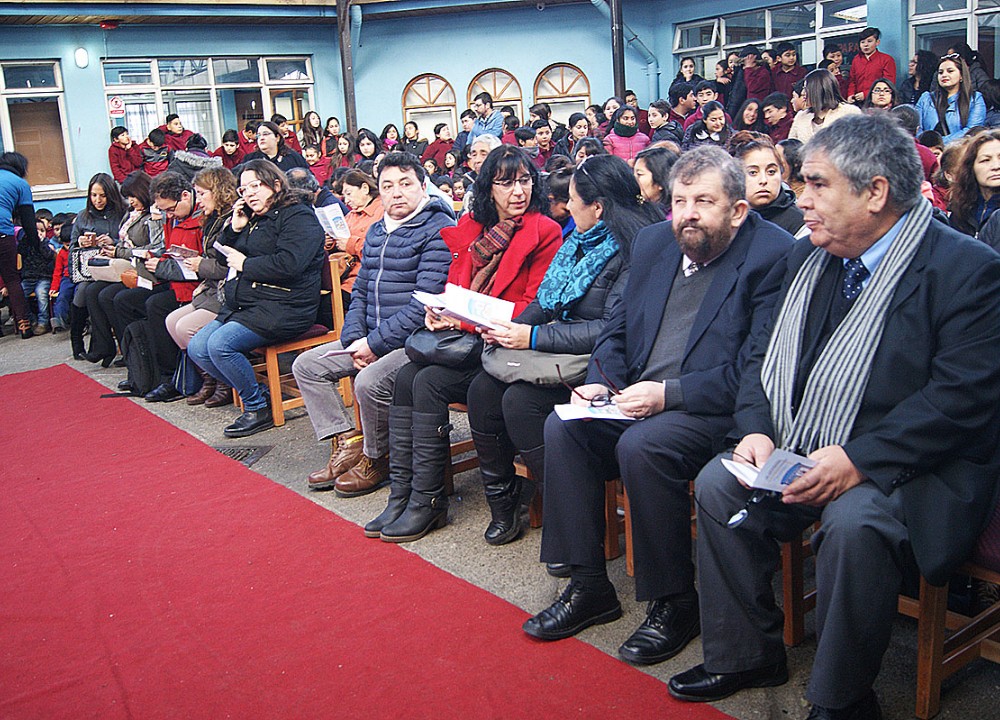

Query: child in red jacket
[[304, 145, 332, 186], [142, 128, 170, 177], [49, 223, 75, 332], [211, 130, 246, 170], [108, 126, 144, 182]]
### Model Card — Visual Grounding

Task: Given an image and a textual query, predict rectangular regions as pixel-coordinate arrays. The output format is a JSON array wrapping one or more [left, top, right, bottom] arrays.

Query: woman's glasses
[[493, 175, 533, 191], [556, 359, 620, 407], [237, 181, 264, 197]]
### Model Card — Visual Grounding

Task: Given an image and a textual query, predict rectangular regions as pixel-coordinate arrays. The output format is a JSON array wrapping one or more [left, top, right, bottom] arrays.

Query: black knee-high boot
[[472, 429, 523, 545], [379, 409, 450, 543], [69, 304, 87, 360], [364, 405, 414, 538]]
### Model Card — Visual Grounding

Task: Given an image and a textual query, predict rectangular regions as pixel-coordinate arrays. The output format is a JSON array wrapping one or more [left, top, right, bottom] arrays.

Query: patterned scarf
[[470, 216, 521, 294], [760, 199, 931, 454], [536, 220, 618, 317]]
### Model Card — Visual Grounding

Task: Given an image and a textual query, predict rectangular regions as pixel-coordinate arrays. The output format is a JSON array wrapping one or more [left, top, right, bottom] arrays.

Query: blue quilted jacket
[[340, 195, 455, 356]]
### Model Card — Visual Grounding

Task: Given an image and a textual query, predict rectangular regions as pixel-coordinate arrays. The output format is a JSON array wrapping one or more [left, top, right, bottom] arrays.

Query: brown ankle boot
[[187, 371, 218, 405], [335, 454, 390, 498], [307, 430, 363, 490], [204, 382, 234, 408]]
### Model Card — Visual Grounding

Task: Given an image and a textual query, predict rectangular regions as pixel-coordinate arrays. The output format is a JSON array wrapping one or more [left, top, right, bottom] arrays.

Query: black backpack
[[121, 320, 158, 396]]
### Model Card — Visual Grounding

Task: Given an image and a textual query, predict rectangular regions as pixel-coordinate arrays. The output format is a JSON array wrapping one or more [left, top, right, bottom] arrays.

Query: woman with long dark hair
[[301, 111, 325, 150], [356, 128, 382, 164], [379, 124, 400, 151], [917, 54, 986, 144], [948, 129, 1000, 238], [732, 98, 765, 133], [949, 41, 991, 92], [789, 68, 861, 143], [242, 121, 309, 172], [633, 145, 679, 213], [681, 100, 731, 151], [862, 78, 899, 111], [900, 50, 938, 105], [322, 116, 341, 156], [553, 112, 593, 158], [366, 145, 562, 544], [188, 159, 325, 438], [464, 154, 662, 545]]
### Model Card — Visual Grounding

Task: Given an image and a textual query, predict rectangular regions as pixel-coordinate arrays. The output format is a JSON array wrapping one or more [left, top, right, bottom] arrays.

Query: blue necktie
[[842, 258, 869, 301]]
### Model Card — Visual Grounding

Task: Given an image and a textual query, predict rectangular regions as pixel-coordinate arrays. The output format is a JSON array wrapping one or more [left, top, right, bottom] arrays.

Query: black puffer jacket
[[513, 253, 628, 356], [216, 200, 325, 343]]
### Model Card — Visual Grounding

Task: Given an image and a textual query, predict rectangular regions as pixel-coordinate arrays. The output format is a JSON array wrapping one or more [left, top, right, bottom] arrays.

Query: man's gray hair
[[286, 167, 320, 193], [668, 145, 746, 204], [471, 134, 502, 153], [802, 113, 922, 211]]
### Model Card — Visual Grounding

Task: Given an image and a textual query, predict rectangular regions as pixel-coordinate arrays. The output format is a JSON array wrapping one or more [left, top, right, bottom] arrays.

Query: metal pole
[[609, 0, 626, 100], [337, 0, 358, 134]]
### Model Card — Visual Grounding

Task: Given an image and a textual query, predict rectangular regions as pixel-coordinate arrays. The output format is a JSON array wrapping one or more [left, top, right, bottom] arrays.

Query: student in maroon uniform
[[761, 92, 794, 143], [108, 126, 143, 183], [211, 130, 246, 171], [159, 114, 194, 153], [740, 45, 774, 101], [847, 27, 897, 104], [771, 42, 808, 98]]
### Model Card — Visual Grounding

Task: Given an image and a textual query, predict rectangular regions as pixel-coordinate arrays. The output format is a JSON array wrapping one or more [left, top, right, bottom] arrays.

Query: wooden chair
[[443, 404, 479, 496], [236, 253, 354, 426]]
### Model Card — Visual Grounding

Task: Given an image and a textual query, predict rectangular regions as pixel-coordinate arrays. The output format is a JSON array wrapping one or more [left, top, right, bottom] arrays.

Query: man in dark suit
[[668, 113, 1000, 720], [522, 146, 792, 662]]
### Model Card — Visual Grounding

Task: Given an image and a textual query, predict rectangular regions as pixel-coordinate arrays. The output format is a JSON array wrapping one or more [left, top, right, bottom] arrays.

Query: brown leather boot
[[204, 382, 234, 408], [335, 454, 390, 498], [187, 371, 217, 406], [307, 430, 363, 491]]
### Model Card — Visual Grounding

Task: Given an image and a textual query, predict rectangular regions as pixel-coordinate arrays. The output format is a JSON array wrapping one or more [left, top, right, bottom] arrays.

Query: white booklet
[[412, 284, 515, 331], [554, 402, 635, 422], [720, 449, 816, 493], [315, 203, 351, 240]]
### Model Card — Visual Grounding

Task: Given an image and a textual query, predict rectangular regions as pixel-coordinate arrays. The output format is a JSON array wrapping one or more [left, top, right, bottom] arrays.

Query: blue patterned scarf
[[536, 220, 618, 317]]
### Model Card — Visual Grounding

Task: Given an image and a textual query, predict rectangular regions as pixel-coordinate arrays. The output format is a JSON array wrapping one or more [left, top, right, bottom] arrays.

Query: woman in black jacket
[[464, 154, 663, 546], [240, 121, 308, 174], [188, 159, 325, 438], [730, 132, 805, 237]]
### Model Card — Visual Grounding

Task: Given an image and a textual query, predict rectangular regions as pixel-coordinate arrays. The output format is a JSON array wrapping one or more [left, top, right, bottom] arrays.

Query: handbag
[[70, 247, 101, 283], [404, 327, 483, 368], [86, 257, 134, 283], [481, 343, 590, 387]]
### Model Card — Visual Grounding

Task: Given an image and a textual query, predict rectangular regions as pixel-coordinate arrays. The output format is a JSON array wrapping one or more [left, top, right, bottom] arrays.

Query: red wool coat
[[440, 210, 562, 317]]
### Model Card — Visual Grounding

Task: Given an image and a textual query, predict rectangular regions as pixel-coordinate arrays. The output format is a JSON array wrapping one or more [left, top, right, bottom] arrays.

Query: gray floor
[[1, 320, 998, 720]]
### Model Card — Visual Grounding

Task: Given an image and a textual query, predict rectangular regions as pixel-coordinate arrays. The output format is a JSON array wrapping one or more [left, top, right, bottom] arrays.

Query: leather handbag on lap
[[404, 327, 483, 368], [86, 256, 134, 283]]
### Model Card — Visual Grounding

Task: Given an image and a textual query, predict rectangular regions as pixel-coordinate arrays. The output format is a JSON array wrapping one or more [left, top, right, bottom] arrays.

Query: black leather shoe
[[619, 596, 700, 665], [117, 380, 133, 393], [113, 357, 127, 368], [805, 691, 882, 720], [144, 382, 184, 403], [546, 563, 571, 578], [223, 407, 274, 438], [522, 581, 622, 641], [85, 352, 114, 368], [668, 660, 789, 702]]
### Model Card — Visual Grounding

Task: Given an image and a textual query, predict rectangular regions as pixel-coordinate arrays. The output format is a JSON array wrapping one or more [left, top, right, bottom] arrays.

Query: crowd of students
[[4, 24, 1000, 719]]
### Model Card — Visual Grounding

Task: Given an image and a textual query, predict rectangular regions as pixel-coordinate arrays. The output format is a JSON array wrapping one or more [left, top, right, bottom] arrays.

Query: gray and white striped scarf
[[761, 199, 932, 454]]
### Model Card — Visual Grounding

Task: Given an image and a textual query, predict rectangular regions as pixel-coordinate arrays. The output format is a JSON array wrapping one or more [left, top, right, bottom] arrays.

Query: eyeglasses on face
[[493, 175, 533, 191], [237, 181, 265, 197]]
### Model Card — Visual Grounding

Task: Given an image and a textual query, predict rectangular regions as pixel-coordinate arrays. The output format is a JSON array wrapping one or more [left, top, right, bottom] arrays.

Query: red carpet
[[0, 365, 732, 720]]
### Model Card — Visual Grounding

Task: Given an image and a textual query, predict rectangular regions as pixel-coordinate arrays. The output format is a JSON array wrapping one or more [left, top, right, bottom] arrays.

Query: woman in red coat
[[367, 145, 561, 544]]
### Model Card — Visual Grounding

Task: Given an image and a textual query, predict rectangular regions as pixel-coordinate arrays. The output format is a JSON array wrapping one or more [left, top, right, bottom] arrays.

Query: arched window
[[468, 68, 523, 121], [533, 63, 590, 125], [402, 73, 457, 141]]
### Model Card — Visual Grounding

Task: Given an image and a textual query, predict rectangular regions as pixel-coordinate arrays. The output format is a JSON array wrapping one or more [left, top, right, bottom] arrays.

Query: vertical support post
[[609, 0, 626, 100], [337, 0, 358, 134]]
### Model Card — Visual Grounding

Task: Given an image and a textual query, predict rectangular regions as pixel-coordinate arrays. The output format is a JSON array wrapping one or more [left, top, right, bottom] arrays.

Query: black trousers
[[540, 409, 731, 601], [114, 284, 180, 380], [392, 361, 480, 411], [83, 280, 128, 358], [465, 370, 569, 452]]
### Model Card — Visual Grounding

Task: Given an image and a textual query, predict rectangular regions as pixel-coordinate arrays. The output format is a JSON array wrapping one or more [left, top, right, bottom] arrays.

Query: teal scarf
[[536, 221, 618, 317]]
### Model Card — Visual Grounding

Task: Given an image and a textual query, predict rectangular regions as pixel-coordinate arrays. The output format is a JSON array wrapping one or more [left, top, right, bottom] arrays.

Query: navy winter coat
[[340, 196, 454, 357]]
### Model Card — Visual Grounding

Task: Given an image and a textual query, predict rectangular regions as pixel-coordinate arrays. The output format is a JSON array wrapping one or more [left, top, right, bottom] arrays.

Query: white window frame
[[0, 60, 75, 193], [674, 20, 719, 53]]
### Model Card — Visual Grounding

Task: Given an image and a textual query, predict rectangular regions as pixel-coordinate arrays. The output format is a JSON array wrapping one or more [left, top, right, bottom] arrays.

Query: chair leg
[[265, 349, 284, 427], [915, 577, 948, 719], [623, 486, 634, 577], [603, 479, 621, 561], [783, 536, 807, 647]]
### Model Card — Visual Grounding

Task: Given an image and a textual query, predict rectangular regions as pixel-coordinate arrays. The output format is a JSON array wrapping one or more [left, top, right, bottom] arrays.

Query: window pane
[[269, 87, 311, 137], [216, 88, 265, 134], [980, 0, 1000, 9], [159, 59, 210, 87], [914, 18, 968, 58], [913, 0, 967, 13], [212, 58, 261, 85], [977, 13, 998, 78], [771, 4, 816, 38], [821, 1, 867, 28], [114, 93, 158, 144], [7, 97, 69, 185], [103, 61, 152, 86], [162, 90, 217, 147], [3, 64, 57, 90], [725, 11, 766, 45], [678, 22, 716, 49], [266, 59, 310, 82]]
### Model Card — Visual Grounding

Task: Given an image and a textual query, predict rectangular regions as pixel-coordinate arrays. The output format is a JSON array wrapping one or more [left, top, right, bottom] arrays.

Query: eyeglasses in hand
[[556, 358, 621, 407]]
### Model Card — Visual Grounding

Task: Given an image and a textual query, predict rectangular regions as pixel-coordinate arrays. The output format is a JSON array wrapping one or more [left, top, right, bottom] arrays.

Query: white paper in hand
[[721, 449, 816, 493]]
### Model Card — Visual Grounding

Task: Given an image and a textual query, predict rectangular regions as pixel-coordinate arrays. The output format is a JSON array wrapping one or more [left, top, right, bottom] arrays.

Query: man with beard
[[523, 145, 792, 664]]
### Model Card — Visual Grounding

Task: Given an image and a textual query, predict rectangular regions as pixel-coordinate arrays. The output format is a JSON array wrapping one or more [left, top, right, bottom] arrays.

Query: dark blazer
[[734, 218, 1000, 584], [590, 211, 792, 418]]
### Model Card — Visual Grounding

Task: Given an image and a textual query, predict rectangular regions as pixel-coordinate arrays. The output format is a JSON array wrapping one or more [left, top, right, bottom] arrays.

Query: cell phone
[[234, 203, 248, 218]]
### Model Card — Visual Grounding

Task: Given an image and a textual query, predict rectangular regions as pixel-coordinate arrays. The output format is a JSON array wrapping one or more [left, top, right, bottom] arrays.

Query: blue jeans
[[52, 277, 75, 324], [188, 319, 268, 411], [22, 278, 51, 324]]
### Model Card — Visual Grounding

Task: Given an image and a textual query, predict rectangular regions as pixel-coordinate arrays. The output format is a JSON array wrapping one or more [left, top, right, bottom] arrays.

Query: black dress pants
[[540, 409, 731, 600], [466, 370, 569, 451], [83, 280, 128, 358]]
